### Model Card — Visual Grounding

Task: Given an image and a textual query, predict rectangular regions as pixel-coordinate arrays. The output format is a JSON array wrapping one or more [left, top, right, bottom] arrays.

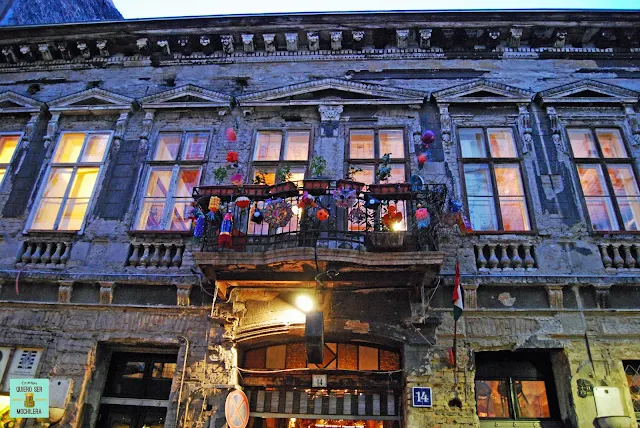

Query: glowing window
[[348, 129, 406, 184], [0, 134, 21, 187]]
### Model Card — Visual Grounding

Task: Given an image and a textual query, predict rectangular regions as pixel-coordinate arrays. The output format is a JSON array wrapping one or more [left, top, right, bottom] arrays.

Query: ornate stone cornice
[[433, 79, 535, 104], [139, 84, 232, 109], [0, 91, 45, 114], [539, 79, 640, 105], [47, 87, 135, 114], [237, 78, 428, 107]]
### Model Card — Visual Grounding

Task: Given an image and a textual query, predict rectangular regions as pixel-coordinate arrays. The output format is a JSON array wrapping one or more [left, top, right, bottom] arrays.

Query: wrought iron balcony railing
[[192, 180, 447, 253]]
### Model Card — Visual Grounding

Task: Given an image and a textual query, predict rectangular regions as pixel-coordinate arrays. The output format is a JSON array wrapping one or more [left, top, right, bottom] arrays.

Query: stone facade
[[0, 10, 639, 428]]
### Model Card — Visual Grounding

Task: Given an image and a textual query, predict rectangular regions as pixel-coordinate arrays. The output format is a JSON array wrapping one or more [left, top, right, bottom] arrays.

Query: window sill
[[462, 230, 538, 236], [127, 230, 192, 237], [591, 231, 640, 236], [24, 229, 79, 237]]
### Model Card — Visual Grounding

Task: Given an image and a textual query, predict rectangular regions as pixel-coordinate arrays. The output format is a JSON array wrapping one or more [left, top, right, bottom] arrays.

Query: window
[[475, 351, 559, 421], [460, 128, 531, 231], [568, 128, 640, 231], [347, 129, 406, 184], [251, 130, 310, 185], [135, 131, 209, 231], [29, 132, 111, 231], [624, 361, 640, 421], [0, 134, 21, 187], [97, 352, 176, 428]]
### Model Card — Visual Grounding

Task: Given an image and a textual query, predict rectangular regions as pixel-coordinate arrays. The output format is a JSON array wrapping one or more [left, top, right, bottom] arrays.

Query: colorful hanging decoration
[[333, 186, 357, 208], [415, 206, 431, 229], [382, 205, 403, 229], [316, 208, 330, 221], [187, 202, 200, 221], [226, 151, 239, 167], [250, 204, 264, 224], [209, 196, 222, 213], [449, 198, 463, 213], [235, 196, 251, 210], [230, 173, 243, 186], [263, 198, 293, 227], [349, 207, 367, 225], [218, 212, 233, 247], [456, 211, 472, 232], [364, 195, 381, 210], [226, 127, 237, 142], [421, 130, 435, 145], [298, 191, 316, 210], [193, 216, 205, 238], [417, 152, 428, 170]]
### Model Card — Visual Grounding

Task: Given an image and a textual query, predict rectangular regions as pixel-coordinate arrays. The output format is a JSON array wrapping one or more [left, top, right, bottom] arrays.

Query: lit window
[[135, 131, 208, 231], [624, 361, 640, 422], [348, 129, 406, 184], [29, 132, 110, 231], [569, 128, 640, 231], [251, 130, 310, 186], [0, 134, 21, 187], [460, 128, 531, 231]]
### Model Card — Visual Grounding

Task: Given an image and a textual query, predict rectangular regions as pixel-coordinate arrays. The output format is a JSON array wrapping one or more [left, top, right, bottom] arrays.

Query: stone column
[[317, 105, 345, 179]]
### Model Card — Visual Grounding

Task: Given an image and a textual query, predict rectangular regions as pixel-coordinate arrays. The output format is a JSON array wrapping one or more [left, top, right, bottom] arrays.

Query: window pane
[[337, 344, 357, 370], [283, 131, 310, 161], [388, 164, 406, 184], [253, 168, 276, 186], [500, 197, 531, 231], [136, 201, 166, 230], [122, 362, 145, 379], [578, 164, 610, 196], [568, 129, 598, 158], [514, 380, 551, 419], [608, 165, 640, 196], [31, 199, 63, 229], [468, 197, 498, 231], [618, 197, 640, 231], [67, 168, 99, 199], [154, 133, 181, 161], [58, 198, 90, 230], [42, 168, 73, 198], [182, 132, 208, 160], [175, 168, 201, 197], [289, 167, 306, 184], [475, 380, 511, 418], [145, 169, 173, 198], [350, 130, 374, 159], [495, 165, 525, 196], [80, 134, 109, 162], [358, 346, 378, 370], [459, 129, 486, 158], [53, 133, 85, 163], [487, 128, 517, 158], [254, 131, 282, 161], [169, 200, 195, 231], [379, 349, 400, 371], [152, 362, 176, 379], [379, 129, 404, 158], [0, 135, 19, 163], [585, 196, 619, 231], [351, 164, 374, 185], [596, 129, 627, 159], [464, 164, 493, 196]]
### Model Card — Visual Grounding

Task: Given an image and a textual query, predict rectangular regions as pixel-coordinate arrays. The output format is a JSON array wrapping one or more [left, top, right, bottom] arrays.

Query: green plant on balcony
[[376, 153, 392, 182], [345, 165, 362, 180], [213, 166, 228, 185], [253, 170, 268, 185], [277, 165, 292, 183]]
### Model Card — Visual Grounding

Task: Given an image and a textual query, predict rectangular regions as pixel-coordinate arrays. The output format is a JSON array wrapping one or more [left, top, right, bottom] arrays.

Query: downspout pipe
[[175, 335, 190, 427]]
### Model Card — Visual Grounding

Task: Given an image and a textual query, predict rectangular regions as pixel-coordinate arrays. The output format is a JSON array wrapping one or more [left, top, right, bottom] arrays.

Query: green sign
[[9, 379, 49, 418]]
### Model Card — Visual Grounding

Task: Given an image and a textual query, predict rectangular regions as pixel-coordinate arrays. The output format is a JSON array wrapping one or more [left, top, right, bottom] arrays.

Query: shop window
[[568, 128, 640, 231], [134, 131, 209, 231], [0, 347, 44, 427], [475, 351, 559, 421], [459, 128, 531, 232], [251, 130, 310, 185], [624, 361, 640, 422], [0, 134, 21, 188], [347, 129, 406, 184], [28, 132, 111, 231]]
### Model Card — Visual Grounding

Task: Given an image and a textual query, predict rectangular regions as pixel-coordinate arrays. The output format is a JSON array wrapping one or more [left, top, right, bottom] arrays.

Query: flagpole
[[453, 319, 457, 368]]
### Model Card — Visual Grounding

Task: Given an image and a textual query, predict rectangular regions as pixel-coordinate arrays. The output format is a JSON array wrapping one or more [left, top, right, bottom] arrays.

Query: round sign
[[225, 389, 250, 428]]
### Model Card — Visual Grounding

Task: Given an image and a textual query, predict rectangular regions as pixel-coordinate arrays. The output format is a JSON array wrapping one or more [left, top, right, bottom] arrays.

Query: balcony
[[192, 180, 447, 293]]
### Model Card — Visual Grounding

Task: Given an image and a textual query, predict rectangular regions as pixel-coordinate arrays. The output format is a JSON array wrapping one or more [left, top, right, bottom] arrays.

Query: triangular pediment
[[237, 78, 428, 106], [0, 91, 44, 114], [139, 84, 232, 109], [433, 80, 534, 103], [539, 80, 640, 104], [48, 88, 134, 113]]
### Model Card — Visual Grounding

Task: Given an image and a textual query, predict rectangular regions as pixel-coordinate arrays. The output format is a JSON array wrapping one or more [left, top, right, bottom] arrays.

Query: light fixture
[[392, 222, 404, 231], [295, 294, 314, 313]]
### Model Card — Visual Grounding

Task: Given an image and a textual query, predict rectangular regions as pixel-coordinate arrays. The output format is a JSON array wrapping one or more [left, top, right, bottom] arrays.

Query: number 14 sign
[[412, 387, 432, 407]]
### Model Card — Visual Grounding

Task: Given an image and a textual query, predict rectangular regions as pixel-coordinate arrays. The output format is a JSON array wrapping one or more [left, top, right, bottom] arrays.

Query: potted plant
[[368, 153, 411, 199], [337, 165, 365, 193], [303, 155, 331, 196], [197, 166, 237, 197], [269, 166, 298, 197], [239, 170, 270, 200]]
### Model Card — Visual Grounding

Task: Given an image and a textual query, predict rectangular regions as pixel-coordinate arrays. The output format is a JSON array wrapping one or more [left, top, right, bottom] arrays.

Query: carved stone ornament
[[352, 31, 365, 42], [330, 31, 343, 51], [21, 113, 41, 148], [624, 105, 640, 146], [76, 42, 90, 59], [318, 105, 343, 121], [263, 34, 276, 52], [509, 27, 523, 48], [199, 36, 211, 47], [157, 40, 171, 55], [44, 113, 61, 148], [285, 33, 298, 52], [139, 110, 155, 152], [99, 282, 115, 304], [177, 37, 191, 55], [439, 104, 452, 143], [221, 35, 235, 54], [546, 106, 567, 152], [462, 283, 479, 309], [419, 29, 432, 49], [518, 104, 533, 152], [19, 45, 34, 61], [544, 284, 564, 309], [554, 32, 568, 48], [96, 40, 109, 57], [112, 111, 130, 151], [136, 38, 149, 51], [176, 284, 192, 306], [396, 30, 410, 49], [307, 32, 320, 51], [38, 44, 53, 61], [58, 281, 73, 304], [2, 46, 17, 63], [241, 34, 255, 53]]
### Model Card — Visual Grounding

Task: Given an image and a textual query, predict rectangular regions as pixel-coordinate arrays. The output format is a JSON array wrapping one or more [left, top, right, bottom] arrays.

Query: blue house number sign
[[412, 387, 432, 407]]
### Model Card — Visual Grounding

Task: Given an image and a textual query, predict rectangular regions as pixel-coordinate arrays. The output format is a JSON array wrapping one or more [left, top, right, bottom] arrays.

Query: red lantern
[[226, 128, 237, 142], [235, 196, 251, 210], [226, 151, 239, 163], [316, 208, 329, 221], [418, 153, 428, 165]]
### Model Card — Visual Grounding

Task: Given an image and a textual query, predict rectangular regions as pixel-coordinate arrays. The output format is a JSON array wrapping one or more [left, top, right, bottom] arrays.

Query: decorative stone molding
[[157, 40, 171, 55], [127, 241, 186, 269], [285, 33, 298, 52], [546, 106, 567, 152], [593, 284, 611, 309], [96, 40, 109, 57], [539, 79, 640, 105], [318, 105, 343, 122], [352, 31, 365, 42], [56, 42, 72, 60], [518, 103, 533, 152], [38, 44, 53, 61], [221, 35, 235, 54], [599, 242, 640, 270], [330, 31, 343, 51], [433, 79, 535, 104], [177, 37, 191, 55], [136, 38, 149, 54], [76, 42, 90, 59], [509, 27, 523, 48], [307, 32, 319, 51], [176, 284, 192, 306], [58, 281, 73, 303], [241, 34, 255, 53], [462, 283, 479, 309], [48, 87, 135, 114], [544, 284, 564, 309], [17, 239, 71, 266], [419, 29, 432, 49], [438, 104, 452, 144], [139, 110, 155, 151], [19, 45, 33, 61], [263, 34, 276, 52], [396, 30, 410, 49], [199, 36, 210, 47], [21, 113, 41, 149], [139, 84, 232, 109], [624, 105, 640, 146], [99, 282, 115, 304], [475, 243, 537, 271], [2, 46, 17, 63], [44, 113, 61, 148], [112, 111, 130, 151], [0, 91, 45, 115], [554, 32, 568, 48]]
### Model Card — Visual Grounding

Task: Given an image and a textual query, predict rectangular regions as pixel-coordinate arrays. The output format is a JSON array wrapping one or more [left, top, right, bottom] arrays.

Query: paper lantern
[[418, 152, 428, 166], [209, 196, 221, 213], [298, 191, 316, 209], [421, 130, 435, 144], [449, 199, 463, 213], [364, 195, 381, 210], [230, 173, 243, 186], [316, 208, 329, 221], [415, 207, 431, 229], [235, 196, 251, 210], [193, 216, 205, 238], [226, 127, 237, 142]]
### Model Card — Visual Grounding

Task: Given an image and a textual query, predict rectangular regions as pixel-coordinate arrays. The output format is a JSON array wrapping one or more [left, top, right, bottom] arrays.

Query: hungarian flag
[[452, 261, 463, 321]]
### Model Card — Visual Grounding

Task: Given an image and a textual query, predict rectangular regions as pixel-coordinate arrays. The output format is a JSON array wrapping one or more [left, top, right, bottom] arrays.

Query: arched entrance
[[239, 341, 402, 428]]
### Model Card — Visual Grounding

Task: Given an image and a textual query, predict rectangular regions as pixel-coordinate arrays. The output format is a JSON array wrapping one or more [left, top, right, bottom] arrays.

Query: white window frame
[[251, 128, 312, 184], [0, 132, 24, 189], [133, 130, 211, 231], [25, 131, 113, 233]]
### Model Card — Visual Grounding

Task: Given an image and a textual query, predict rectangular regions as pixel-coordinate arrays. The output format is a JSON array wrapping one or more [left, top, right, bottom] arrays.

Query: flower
[[230, 173, 243, 186], [226, 151, 239, 166]]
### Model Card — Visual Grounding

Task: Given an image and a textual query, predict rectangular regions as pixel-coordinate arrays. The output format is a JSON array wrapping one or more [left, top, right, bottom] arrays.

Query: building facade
[[0, 10, 639, 428]]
